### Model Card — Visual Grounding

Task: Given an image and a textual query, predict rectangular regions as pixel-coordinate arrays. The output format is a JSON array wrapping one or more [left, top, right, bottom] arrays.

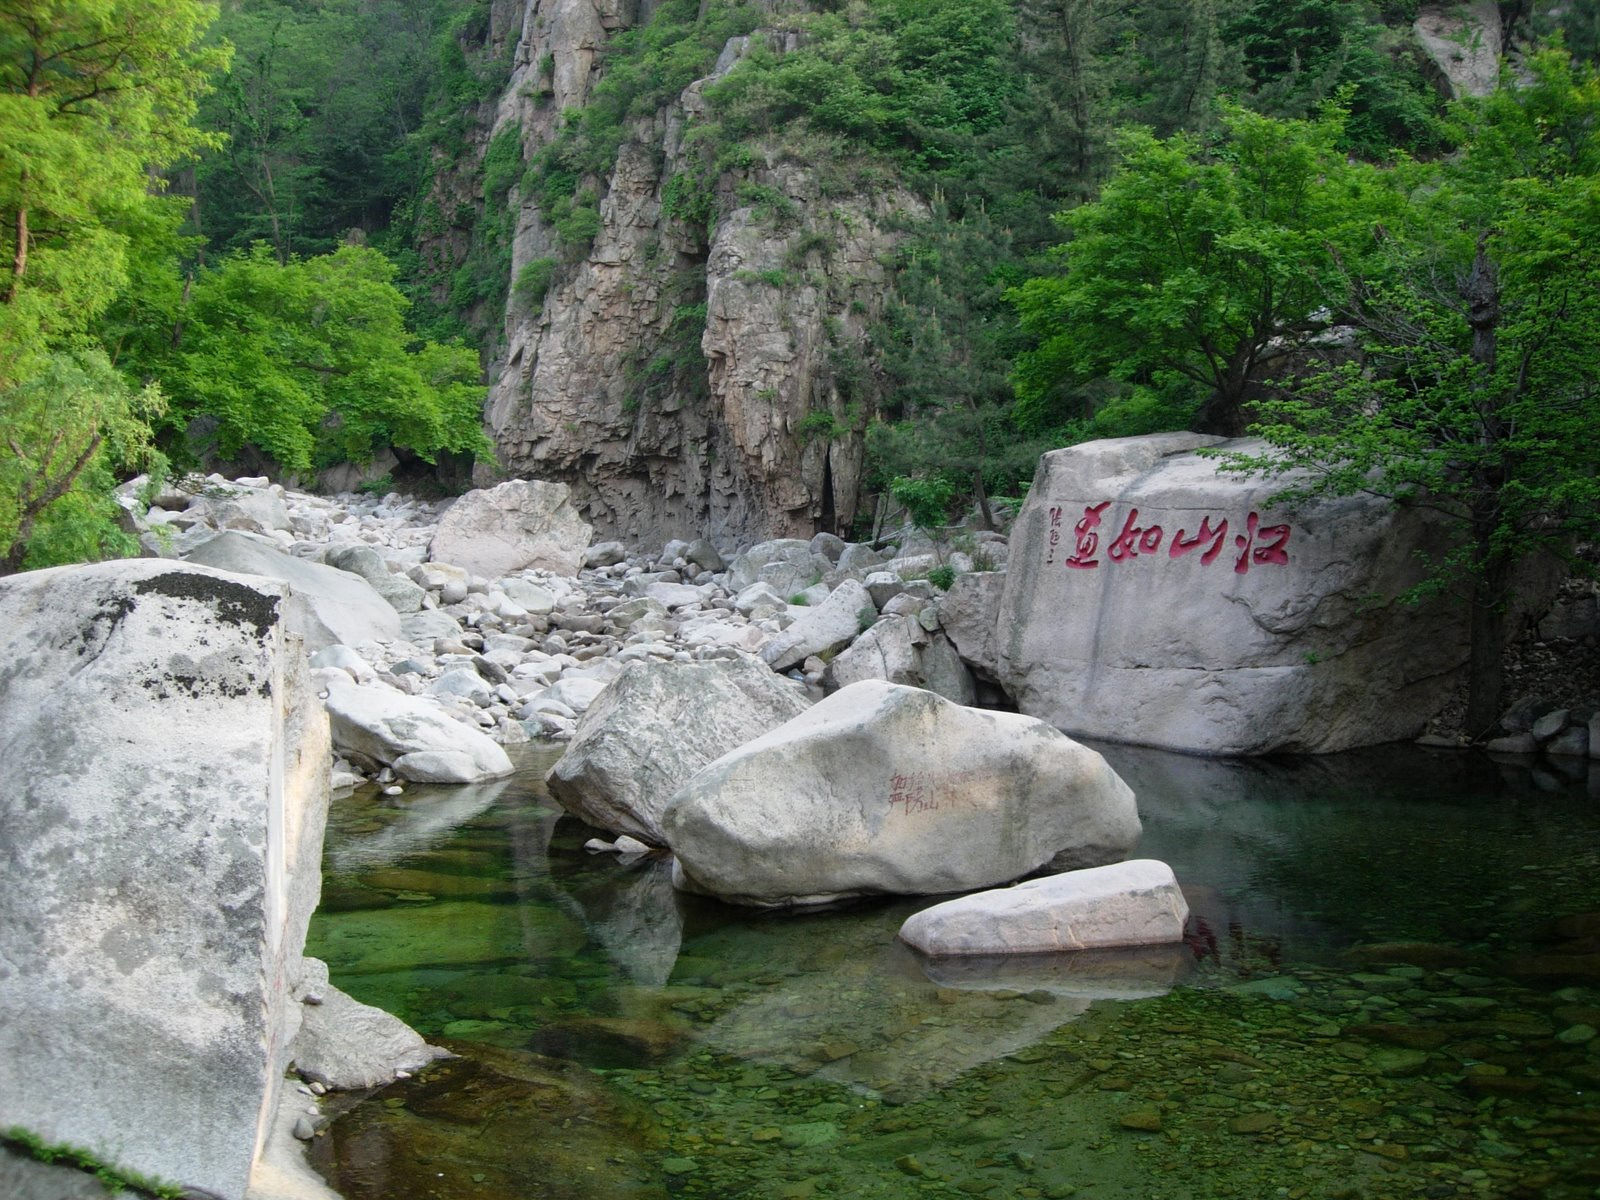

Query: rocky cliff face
[[470, 1, 916, 548]]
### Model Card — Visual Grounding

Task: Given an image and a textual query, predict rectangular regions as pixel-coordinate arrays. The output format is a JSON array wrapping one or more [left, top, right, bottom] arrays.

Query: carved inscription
[[1053, 502, 1291, 575], [886, 770, 980, 818]]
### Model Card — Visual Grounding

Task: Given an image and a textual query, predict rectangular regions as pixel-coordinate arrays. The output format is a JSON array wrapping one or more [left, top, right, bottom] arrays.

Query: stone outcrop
[[546, 656, 811, 845], [479, 4, 920, 547], [823, 615, 975, 705], [1414, 1, 1502, 98], [429, 479, 593, 577], [0, 561, 329, 1200], [318, 671, 516, 783], [184, 530, 402, 650], [662, 680, 1141, 907], [996, 434, 1467, 755], [759, 578, 877, 672], [898, 860, 1190, 957]]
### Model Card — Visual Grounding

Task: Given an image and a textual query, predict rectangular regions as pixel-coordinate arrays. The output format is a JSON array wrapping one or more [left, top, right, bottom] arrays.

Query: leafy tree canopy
[[145, 244, 491, 475]]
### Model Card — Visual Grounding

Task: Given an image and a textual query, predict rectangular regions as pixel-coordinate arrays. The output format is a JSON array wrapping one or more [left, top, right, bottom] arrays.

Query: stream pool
[[305, 741, 1600, 1200]]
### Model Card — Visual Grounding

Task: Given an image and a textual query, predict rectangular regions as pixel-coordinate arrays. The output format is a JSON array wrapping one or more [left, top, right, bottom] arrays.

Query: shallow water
[[306, 743, 1600, 1200]]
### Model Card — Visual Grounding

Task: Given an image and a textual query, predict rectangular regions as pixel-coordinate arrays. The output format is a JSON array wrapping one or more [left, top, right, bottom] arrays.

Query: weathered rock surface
[[997, 434, 1467, 755], [480, 4, 920, 547], [547, 656, 811, 844], [319, 672, 514, 783], [663, 681, 1141, 907], [429, 479, 594, 577], [898, 859, 1189, 957], [324, 542, 427, 613], [938, 570, 1006, 681], [0, 561, 329, 1200], [760, 578, 877, 672], [1414, 1, 1501, 98], [289, 959, 450, 1090], [824, 615, 975, 704], [184, 530, 402, 650]]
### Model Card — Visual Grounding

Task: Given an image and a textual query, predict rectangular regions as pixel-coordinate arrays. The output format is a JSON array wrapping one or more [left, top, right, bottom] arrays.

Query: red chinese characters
[[1049, 502, 1292, 574], [1064, 501, 1111, 569]]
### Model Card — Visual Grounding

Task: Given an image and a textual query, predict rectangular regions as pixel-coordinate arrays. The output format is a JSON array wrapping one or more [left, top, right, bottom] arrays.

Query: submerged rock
[[546, 657, 811, 845], [307, 1044, 668, 1200], [663, 681, 1140, 906], [0, 561, 330, 1200], [898, 860, 1189, 957]]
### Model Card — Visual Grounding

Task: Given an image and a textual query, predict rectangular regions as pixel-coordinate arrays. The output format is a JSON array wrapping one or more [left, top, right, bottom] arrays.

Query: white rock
[[897, 860, 1189, 957], [0, 561, 329, 1200], [997, 434, 1470, 754], [324, 542, 427, 614], [289, 959, 449, 1089], [499, 576, 557, 614], [547, 658, 812, 845], [643, 581, 707, 610], [183, 530, 402, 650], [309, 643, 376, 684], [545, 676, 609, 712], [759, 579, 878, 672], [429, 480, 593, 577], [321, 674, 513, 783], [663, 681, 1140, 907]]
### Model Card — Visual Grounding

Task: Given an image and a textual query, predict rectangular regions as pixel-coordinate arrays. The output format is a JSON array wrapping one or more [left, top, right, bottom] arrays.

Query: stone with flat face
[[996, 434, 1466, 755], [547, 657, 812, 845], [0, 561, 330, 1200], [429, 479, 594, 578], [663, 681, 1140, 907], [898, 859, 1189, 957]]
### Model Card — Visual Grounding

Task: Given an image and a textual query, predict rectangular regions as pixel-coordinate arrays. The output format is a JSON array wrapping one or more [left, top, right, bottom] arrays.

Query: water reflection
[[308, 741, 1600, 1200]]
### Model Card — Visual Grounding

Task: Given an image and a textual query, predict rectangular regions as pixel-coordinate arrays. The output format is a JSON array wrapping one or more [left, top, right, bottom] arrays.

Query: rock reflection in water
[[917, 941, 1192, 999], [548, 842, 684, 987]]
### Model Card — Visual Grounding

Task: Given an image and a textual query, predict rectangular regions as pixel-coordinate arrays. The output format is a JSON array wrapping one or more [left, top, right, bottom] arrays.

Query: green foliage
[[481, 124, 526, 204], [1219, 50, 1600, 730], [889, 474, 957, 531], [3, 1126, 184, 1199], [1009, 104, 1397, 437], [144, 244, 490, 474], [660, 171, 716, 230], [513, 256, 558, 307], [926, 564, 956, 591], [0, 349, 163, 572], [0, 0, 227, 386]]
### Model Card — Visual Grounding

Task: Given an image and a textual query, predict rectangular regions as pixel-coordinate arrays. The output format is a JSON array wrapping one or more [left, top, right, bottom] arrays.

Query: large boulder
[[996, 434, 1466, 755], [184, 530, 401, 650], [726, 538, 830, 595], [324, 543, 427, 614], [937, 570, 1006, 681], [824, 615, 975, 704], [429, 480, 593, 578], [0, 561, 330, 1200], [898, 859, 1189, 957], [662, 681, 1140, 907], [319, 673, 514, 783], [759, 578, 878, 672], [547, 657, 812, 845]]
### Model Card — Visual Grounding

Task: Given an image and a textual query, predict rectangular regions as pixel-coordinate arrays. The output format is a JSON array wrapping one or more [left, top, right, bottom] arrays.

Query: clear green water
[[306, 743, 1600, 1200]]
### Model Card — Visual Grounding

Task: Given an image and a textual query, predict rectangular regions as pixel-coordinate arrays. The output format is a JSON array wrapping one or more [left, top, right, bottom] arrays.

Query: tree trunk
[[1460, 233, 1508, 737], [1463, 534, 1510, 738]]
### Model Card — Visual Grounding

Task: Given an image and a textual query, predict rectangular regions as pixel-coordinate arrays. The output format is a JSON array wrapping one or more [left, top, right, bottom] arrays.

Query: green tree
[[148, 244, 490, 474], [1008, 104, 1395, 437], [1223, 51, 1600, 735], [0, 0, 225, 382], [0, 0, 223, 571], [0, 348, 164, 572]]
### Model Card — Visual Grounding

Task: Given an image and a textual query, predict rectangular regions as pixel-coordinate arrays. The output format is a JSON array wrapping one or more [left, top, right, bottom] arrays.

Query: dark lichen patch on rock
[[133, 571, 281, 640], [72, 592, 136, 657]]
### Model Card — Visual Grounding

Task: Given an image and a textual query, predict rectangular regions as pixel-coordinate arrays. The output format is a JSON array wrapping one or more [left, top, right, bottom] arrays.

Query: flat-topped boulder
[[996, 434, 1466, 754], [547, 657, 812, 845], [898, 859, 1189, 957], [0, 561, 330, 1200], [319, 672, 514, 783], [184, 530, 401, 650], [429, 479, 593, 577], [662, 681, 1140, 907]]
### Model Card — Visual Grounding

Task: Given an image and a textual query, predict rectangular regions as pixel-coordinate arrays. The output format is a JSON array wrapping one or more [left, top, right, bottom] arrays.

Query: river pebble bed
[[304, 741, 1600, 1200]]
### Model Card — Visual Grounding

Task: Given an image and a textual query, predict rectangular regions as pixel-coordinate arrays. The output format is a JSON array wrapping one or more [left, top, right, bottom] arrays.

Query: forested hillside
[[3, 0, 1598, 578]]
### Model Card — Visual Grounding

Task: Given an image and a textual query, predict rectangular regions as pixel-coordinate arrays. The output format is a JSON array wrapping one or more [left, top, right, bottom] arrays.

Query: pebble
[[292, 1116, 316, 1140]]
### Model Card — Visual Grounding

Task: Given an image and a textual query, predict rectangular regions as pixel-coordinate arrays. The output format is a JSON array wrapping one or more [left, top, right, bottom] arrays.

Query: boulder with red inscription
[[996, 434, 1466, 754]]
